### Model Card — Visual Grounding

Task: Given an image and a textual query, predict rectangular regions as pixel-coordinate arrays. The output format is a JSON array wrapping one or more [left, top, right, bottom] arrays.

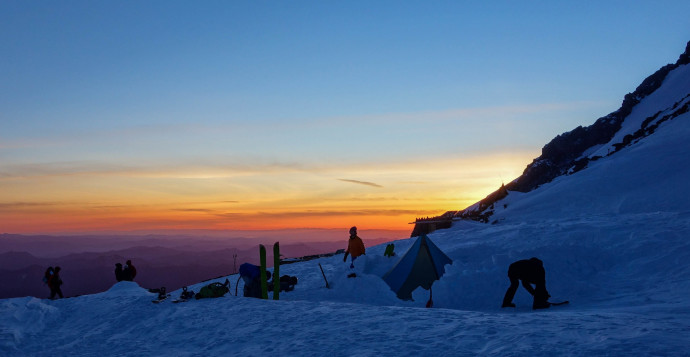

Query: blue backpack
[[239, 263, 260, 284]]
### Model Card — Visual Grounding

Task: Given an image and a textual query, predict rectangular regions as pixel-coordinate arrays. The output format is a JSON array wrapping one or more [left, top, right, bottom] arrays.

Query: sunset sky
[[2, 1, 689, 234]]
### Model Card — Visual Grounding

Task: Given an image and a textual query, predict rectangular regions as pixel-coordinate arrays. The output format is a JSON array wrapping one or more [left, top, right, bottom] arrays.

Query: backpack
[[43, 267, 54, 284], [384, 244, 395, 257], [239, 263, 260, 283], [195, 280, 230, 299], [277, 275, 298, 292]]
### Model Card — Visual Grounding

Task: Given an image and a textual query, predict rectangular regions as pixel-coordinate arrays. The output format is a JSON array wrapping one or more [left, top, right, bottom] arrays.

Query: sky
[[1, 1, 689, 234]]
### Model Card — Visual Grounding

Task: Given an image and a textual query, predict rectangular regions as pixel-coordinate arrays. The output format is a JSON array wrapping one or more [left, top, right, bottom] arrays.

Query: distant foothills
[[0, 229, 402, 299]]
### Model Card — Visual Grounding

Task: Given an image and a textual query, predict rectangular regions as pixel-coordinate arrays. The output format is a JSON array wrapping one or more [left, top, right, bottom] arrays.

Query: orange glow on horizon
[[0, 204, 461, 234], [0, 151, 535, 234]]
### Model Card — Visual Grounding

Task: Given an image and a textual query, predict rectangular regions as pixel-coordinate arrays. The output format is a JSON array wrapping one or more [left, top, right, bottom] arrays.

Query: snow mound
[[100, 281, 153, 298]]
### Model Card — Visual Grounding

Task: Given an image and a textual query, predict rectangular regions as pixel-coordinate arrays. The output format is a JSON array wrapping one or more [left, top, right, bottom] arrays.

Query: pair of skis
[[259, 242, 281, 300]]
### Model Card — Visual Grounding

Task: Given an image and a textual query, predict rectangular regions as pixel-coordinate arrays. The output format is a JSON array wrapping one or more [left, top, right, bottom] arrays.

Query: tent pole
[[426, 286, 433, 308]]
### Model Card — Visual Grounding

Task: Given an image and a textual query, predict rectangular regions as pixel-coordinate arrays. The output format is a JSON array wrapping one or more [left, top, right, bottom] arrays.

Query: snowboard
[[172, 287, 195, 303], [152, 294, 170, 303], [152, 287, 169, 303], [549, 300, 569, 306]]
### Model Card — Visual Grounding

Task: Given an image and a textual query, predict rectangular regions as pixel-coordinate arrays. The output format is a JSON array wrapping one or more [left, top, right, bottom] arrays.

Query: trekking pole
[[235, 276, 241, 296], [318, 263, 330, 289]]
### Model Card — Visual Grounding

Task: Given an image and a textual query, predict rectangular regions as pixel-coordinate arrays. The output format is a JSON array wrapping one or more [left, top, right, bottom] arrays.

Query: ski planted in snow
[[273, 242, 280, 300], [260, 244, 268, 299]]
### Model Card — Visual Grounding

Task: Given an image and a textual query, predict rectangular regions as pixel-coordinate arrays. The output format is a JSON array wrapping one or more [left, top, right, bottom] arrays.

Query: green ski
[[260, 244, 268, 299], [273, 242, 280, 300]]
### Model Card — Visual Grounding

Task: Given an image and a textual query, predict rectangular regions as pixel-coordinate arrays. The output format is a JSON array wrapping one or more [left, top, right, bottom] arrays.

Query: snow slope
[[2, 59, 690, 357]]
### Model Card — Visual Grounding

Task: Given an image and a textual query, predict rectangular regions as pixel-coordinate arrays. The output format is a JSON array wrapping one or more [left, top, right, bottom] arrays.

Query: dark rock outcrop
[[411, 40, 690, 233], [509, 41, 689, 193]]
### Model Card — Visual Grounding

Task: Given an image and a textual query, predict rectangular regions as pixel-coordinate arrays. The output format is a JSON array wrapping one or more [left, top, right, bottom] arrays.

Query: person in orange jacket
[[343, 226, 366, 269]]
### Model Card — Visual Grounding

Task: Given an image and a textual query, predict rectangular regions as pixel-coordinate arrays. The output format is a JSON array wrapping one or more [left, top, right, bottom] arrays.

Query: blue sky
[[1, 1, 689, 233]]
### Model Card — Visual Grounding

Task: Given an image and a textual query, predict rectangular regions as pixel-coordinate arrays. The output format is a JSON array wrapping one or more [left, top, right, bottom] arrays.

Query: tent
[[382, 234, 453, 300]]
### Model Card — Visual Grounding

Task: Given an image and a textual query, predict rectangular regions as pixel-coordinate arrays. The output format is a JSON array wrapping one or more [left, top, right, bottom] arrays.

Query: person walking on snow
[[50, 266, 64, 299], [502, 257, 550, 309], [343, 226, 366, 269], [43, 267, 54, 296]]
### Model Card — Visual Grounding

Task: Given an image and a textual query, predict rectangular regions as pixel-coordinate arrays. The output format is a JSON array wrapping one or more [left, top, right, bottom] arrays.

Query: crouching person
[[502, 257, 551, 310], [239, 263, 271, 299]]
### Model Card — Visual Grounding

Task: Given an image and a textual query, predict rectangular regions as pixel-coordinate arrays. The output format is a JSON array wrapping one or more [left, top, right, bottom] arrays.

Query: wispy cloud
[[0, 201, 61, 210], [215, 208, 437, 219], [338, 179, 383, 188], [0, 160, 308, 180], [171, 208, 216, 213]]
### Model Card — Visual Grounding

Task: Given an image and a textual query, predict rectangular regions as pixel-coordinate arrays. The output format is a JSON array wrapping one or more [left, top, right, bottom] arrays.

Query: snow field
[[2, 54, 690, 357]]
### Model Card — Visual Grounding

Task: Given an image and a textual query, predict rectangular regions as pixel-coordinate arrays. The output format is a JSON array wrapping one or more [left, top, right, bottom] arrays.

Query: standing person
[[123, 260, 137, 281], [502, 257, 551, 309], [114, 263, 124, 282], [343, 226, 366, 269], [43, 267, 54, 296], [50, 266, 64, 300]]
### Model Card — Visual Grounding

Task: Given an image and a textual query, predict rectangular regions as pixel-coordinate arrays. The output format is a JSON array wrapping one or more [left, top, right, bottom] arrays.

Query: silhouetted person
[[343, 226, 366, 269], [115, 263, 124, 282], [50, 266, 64, 300], [502, 257, 550, 309], [43, 266, 54, 296], [123, 260, 136, 281]]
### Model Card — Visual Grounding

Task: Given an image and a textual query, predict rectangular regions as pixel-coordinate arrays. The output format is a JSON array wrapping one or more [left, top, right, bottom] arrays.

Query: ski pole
[[318, 263, 330, 289]]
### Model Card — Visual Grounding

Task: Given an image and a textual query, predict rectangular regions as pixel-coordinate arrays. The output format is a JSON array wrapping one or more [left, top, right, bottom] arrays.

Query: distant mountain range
[[0, 231, 396, 299]]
